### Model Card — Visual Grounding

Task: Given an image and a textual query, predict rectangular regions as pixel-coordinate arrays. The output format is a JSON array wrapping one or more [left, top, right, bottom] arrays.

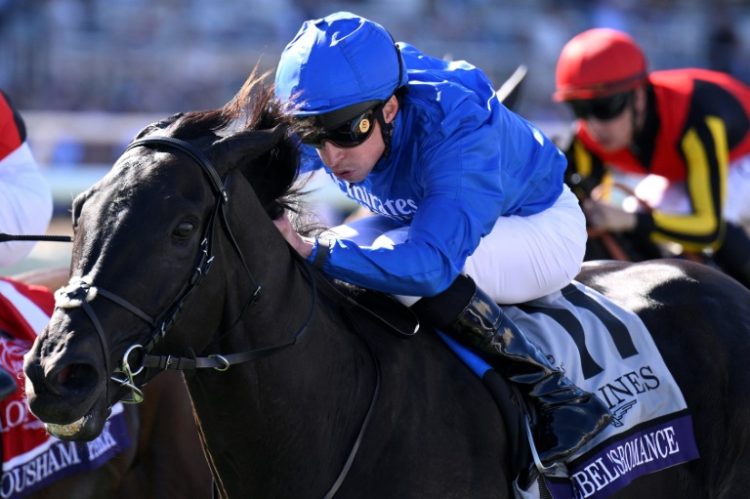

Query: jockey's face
[[316, 96, 398, 184], [581, 108, 633, 152], [579, 87, 646, 152]]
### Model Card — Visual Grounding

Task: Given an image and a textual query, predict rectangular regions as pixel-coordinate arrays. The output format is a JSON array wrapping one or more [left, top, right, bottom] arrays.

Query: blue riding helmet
[[274, 11, 407, 117]]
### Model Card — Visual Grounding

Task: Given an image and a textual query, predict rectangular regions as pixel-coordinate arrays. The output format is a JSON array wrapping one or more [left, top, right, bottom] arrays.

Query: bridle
[[52, 135, 376, 498], [55, 135, 316, 403]]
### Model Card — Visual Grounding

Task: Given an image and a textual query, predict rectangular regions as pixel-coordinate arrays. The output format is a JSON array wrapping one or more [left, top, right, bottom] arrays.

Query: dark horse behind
[[21, 74, 750, 498], [0, 275, 211, 498]]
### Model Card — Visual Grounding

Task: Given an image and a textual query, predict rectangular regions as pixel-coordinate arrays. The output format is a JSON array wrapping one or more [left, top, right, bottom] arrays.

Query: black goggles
[[568, 92, 632, 121], [298, 102, 384, 149]]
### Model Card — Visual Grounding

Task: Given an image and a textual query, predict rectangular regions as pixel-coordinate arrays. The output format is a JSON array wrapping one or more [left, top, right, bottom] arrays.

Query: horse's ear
[[209, 126, 286, 173], [134, 113, 185, 140]]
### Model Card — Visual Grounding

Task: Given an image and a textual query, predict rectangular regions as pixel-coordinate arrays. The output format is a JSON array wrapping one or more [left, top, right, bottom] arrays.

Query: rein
[[0, 233, 72, 243]]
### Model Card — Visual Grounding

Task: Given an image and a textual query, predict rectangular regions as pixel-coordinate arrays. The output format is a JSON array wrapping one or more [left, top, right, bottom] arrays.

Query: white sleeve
[[0, 142, 54, 267]]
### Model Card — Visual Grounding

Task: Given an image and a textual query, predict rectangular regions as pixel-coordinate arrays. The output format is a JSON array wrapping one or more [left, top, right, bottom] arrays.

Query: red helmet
[[553, 28, 648, 102]]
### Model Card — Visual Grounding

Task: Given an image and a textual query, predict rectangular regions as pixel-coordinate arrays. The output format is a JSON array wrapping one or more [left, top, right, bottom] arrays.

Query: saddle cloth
[[0, 278, 132, 499], [439, 280, 700, 499]]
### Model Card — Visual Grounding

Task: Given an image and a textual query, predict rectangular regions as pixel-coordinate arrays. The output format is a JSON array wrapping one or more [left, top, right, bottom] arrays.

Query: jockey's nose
[[318, 141, 345, 168]]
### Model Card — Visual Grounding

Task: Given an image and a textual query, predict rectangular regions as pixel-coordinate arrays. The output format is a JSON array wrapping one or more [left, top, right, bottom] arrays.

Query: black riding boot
[[0, 366, 16, 400], [713, 222, 750, 289], [413, 275, 611, 464]]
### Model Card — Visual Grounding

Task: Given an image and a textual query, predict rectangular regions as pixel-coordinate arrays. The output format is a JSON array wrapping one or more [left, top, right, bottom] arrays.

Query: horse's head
[[23, 74, 300, 440]]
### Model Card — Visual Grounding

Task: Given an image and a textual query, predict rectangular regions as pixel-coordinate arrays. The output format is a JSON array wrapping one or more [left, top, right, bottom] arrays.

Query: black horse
[[21, 75, 750, 498]]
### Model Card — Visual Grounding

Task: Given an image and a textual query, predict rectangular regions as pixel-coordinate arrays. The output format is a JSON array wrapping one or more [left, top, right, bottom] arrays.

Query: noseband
[[57, 135, 315, 403]]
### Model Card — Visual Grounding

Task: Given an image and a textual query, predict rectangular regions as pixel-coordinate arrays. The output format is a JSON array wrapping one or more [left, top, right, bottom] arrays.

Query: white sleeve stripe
[[0, 280, 50, 335]]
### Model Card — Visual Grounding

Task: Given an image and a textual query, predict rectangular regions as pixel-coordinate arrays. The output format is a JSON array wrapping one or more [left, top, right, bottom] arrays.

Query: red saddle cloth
[[0, 277, 131, 498]]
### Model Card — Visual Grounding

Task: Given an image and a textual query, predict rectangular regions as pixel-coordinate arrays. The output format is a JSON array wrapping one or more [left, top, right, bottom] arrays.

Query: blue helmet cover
[[274, 11, 406, 116]]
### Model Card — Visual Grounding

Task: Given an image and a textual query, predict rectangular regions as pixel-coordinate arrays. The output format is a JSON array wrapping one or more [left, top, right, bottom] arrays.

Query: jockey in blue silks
[[273, 11, 611, 465]]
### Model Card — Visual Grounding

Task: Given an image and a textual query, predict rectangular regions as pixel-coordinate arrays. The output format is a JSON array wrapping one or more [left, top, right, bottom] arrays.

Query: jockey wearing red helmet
[[554, 28, 647, 101], [555, 28, 750, 287]]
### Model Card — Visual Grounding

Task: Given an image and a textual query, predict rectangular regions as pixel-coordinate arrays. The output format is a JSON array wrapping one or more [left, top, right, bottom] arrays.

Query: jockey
[[0, 89, 53, 267], [554, 28, 750, 287], [0, 90, 53, 398], [273, 11, 611, 465]]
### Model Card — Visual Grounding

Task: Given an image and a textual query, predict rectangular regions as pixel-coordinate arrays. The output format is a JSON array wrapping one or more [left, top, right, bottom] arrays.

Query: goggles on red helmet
[[567, 92, 632, 121]]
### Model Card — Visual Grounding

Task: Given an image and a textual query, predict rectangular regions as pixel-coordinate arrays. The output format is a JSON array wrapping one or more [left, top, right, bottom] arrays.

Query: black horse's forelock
[[130, 70, 302, 219], [215, 71, 303, 218]]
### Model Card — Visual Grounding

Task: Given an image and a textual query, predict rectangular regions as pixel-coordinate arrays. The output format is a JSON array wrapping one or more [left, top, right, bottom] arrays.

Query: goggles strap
[[376, 106, 393, 159]]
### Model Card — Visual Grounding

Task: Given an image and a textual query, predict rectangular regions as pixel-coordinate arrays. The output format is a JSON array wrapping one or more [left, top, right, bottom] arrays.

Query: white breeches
[[0, 144, 53, 267], [323, 185, 587, 305]]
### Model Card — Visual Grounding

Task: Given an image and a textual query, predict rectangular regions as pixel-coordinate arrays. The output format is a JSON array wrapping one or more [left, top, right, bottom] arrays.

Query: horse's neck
[[189, 242, 376, 496], [189, 256, 512, 496], [188, 201, 510, 496]]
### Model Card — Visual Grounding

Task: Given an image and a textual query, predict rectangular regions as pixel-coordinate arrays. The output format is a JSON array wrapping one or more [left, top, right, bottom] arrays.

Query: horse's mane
[[133, 69, 302, 219]]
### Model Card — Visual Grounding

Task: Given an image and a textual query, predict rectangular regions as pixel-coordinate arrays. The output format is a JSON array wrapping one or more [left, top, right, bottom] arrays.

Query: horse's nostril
[[56, 366, 71, 385], [52, 364, 97, 393]]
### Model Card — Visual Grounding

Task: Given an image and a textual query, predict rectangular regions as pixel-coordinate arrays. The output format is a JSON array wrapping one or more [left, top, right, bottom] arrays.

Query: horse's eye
[[173, 221, 196, 238]]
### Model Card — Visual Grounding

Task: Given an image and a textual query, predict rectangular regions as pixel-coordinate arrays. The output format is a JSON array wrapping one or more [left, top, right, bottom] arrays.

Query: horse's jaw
[[26, 382, 112, 441]]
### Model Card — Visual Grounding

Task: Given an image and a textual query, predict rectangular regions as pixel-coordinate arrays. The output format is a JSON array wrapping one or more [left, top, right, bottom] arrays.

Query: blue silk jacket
[[301, 43, 567, 296]]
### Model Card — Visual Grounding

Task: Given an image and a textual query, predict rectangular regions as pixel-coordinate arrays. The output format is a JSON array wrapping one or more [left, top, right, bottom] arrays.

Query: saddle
[[346, 288, 535, 481]]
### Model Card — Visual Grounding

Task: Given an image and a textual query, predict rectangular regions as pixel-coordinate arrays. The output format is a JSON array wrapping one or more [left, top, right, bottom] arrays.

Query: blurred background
[[3, 0, 750, 272]]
